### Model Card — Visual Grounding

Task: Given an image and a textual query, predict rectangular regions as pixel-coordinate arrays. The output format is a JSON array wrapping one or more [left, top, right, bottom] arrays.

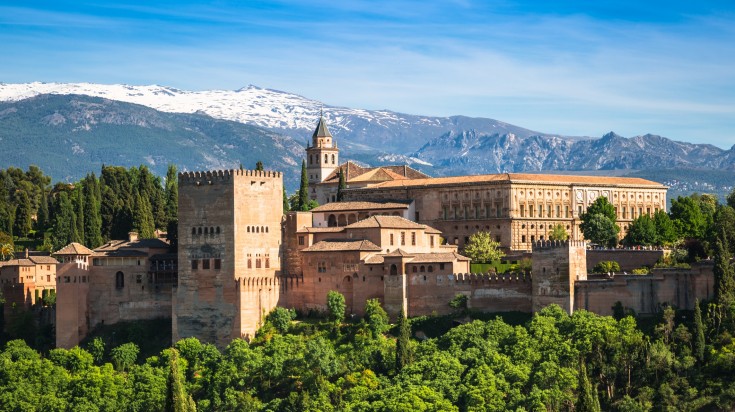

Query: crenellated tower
[[305, 114, 339, 200], [174, 169, 283, 347], [531, 240, 587, 313]]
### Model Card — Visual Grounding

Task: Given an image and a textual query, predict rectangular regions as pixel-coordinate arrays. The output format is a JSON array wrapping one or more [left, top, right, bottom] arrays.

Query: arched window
[[428, 266, 433, 273], [331, 154, 335, 164], [191, 228, 196, 235], [256, 227, 260, 233], [390, 264, 398, 276], [204, 227, 209, 235], [216, 226, 220, 234], [412, 266, 417, 273], [328, 214, 337, 227], [420, 265, 425, 273], [247, 226, 250, 233], [210, 227, 214, 234], [265, 227, 269, 233], [197, 227, 202, 235], [115, 271, 124, 289], [309, 155, 313, 164], [324, 154, 328, 163]]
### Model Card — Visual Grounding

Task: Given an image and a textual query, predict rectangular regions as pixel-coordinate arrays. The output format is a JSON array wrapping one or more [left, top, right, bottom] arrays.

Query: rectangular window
[[530, 206, 535, 218], [191, 260, 198, 270], [578, 206, 583, 216], [411, 232, 416, 246], [430, 236, 434, 247], [520, 204, 526, 217], [496, 203, 502, 217], [522, 235, 527, 243], [401, 232, 406, 246], [202, 259, 210, 270], [265, 257, 270, 268], [555, 205, 560, 218], [214, 259, 221, 270], [256, 258, 261, 269], [547, 204, 552, 218], [298, 236, 304, 246], [440, 263, 445, 270], [538, 204, 543, 217], [390, 233, 394, 246], [565, 206, 570, 218]]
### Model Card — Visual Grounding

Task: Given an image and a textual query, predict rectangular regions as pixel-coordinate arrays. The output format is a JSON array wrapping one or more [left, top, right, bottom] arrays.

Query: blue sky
[[1, 1, 734, 148]]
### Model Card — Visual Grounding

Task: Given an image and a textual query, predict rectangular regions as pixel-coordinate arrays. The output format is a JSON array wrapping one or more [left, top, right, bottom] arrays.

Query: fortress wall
[[406, 273, 532, 316], [575, 262, 714, 315], [586, 249, 665, 272]]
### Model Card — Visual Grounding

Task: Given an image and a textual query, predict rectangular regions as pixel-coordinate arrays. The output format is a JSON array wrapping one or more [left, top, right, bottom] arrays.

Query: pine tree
[[577, 360, 601, 412], [336, 170, 346, 201], [255, 161, 264, 171], [298, 159, 309, 211], [396, 309, 412, 371], [693, 298, 705, 363]]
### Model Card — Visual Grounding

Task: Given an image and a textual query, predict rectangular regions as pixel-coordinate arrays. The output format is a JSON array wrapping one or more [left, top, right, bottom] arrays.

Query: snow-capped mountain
[[0, 82, 555, 153]]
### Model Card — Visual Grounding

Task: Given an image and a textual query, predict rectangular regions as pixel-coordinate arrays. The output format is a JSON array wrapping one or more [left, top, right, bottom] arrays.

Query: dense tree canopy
[[463, 231, 505, 263], [580, 197, 620, 247]]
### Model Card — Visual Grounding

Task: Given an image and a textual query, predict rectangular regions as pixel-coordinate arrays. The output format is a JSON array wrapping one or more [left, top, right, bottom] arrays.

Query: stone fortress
[[49, 115, 714, 349]]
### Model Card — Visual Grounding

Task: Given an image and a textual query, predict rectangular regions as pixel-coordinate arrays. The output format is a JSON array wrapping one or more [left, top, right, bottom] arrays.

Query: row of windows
[[309, 154, 337, 166], [444, 191, 504, 200], [246, 253, 270, 269], [443, 206, 503, 220], [192, 226, 221, 236], [388, 231, 432, 247], [191, 259, 222, 270], [247, 226, 269, 233], [411, 265, 435, 273], [519, 204, 570, 218]]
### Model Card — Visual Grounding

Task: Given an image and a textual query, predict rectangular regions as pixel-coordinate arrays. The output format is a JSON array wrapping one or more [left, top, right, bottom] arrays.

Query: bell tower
[[305, 113, 339, 200]]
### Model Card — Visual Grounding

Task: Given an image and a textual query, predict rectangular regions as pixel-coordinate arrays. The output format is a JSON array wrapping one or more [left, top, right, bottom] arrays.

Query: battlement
[[450, 272, 530, 283], [178, 169, 283, 184], [532, 239, 586, 251]]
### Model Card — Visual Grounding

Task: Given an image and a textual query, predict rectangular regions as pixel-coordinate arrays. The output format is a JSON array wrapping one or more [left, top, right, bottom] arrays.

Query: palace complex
[[27, 114, 711, 349]]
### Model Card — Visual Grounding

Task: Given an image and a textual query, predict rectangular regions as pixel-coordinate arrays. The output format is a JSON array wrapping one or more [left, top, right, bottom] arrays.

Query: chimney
[[25, 248, 29, 259], [128, 232, 139, 242]]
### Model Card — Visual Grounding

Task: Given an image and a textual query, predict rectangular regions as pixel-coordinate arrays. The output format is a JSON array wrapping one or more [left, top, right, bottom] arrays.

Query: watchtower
[[174, 169, 283, 347], [531, 240, 587, 313], [305, 114, 339, 199]]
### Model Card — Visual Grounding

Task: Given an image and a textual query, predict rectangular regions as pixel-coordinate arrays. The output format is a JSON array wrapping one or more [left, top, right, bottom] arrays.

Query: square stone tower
[[174, 169, 283, 347], [531, 240, 587, 313]]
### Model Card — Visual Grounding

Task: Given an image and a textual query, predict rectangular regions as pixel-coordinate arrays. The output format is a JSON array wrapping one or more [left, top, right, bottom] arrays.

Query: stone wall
[[531, 240, 587, 313], [575, 262, 714, 315], [587, 249, 665, 272], [55, 262, 89, 348]]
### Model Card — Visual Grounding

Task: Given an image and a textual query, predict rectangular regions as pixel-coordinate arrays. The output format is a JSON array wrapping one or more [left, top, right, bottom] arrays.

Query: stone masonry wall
[[587, 249, 665, 272]]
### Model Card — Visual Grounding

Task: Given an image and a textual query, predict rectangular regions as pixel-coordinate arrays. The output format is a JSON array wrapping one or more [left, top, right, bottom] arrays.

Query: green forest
[[3, 297, 735, 411]]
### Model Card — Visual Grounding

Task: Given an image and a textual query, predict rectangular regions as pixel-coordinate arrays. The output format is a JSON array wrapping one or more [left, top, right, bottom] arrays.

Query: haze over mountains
[[0, 82, 733, 198]]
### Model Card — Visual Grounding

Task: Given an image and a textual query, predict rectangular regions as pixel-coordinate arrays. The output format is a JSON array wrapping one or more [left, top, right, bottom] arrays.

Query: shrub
[[266, 307, 297, 334], [631, 268, 650, 275], [592, 261, 621, 274]]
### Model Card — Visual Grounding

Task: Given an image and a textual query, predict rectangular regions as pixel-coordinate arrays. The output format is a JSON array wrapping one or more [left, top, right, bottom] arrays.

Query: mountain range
[[0, 82, 733, 198]]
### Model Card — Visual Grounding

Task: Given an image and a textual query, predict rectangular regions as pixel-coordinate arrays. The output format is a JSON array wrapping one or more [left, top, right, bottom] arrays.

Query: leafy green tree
[[580, 213, 620, 248], [396, 309, 412, 371], [364, 299, 389, 338], [327, 290, 346, 324], [549, 224, 569, 241], [463, 231, 505, 263], [624, 214, 657, 246], [585, 196, 617, 221], [87, 337, 106, 365], [337, 171, 346, 201], [266, 307, 296, 334], [111, 342, 139, 372], [670, 195, 708, 239], [576, 360, 601, 412], [710, 205, 735, 255], [653, 210, 678, 246], [449, 293, 469, 313]]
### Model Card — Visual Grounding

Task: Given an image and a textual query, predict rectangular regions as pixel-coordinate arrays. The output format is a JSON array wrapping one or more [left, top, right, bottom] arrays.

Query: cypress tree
[[298, 159, 309, 211], [714, 231, 735, 308], [84, 174, 104, 248], [577, 360, 601, 412], [396, 309, 412, 371], [13, 190, 32, 238], [164, 164, 178, 224], [37, 188, 49, 231], [75, 186, 85, 244], [52, 192, 76, 250], [255, 160, 264, 171], [693, 298, 705, 363], [336, 170, 346, 201], [165, 349, 194, 412], [134, 192, 156, 239]]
